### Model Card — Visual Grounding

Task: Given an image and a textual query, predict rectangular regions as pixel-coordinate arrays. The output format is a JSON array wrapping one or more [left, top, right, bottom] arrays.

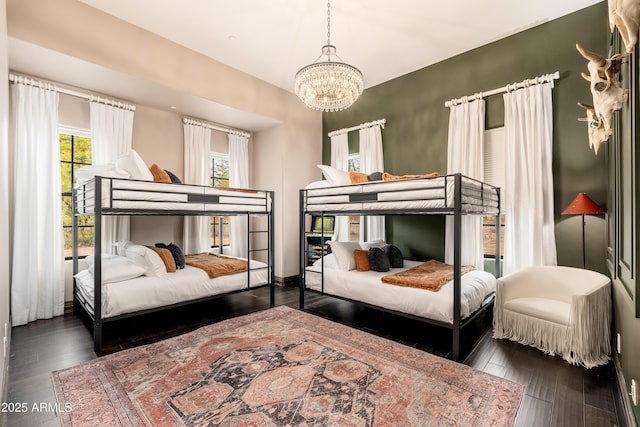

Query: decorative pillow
[[349, 171, 369, 184], [149, 163, 171, 183], [115, 149, 154, 181], [147, 246, 176, 272], [164, 169, 183, 184], [384, 244, 404, 268], [327, 240, 362, 270], [353, 249, 371, 272], [313, 253, 339, 269], [125, 244, 168, 277], [156, 242, 185, 269], [84, 254, 147, 283], [368, 172, 383, 181], [368, 247, 390, 272], [317, 165, 351, 186]]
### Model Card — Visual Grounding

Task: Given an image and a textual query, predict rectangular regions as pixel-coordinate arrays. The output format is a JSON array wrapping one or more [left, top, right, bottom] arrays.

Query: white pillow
[[84, 254, 147, 283], [124, 244, 168, 277], [114, 240, 136, 256], [115, 149, 154, 181], [305, 180, 332, 189], [360, 240, 386, 249], [313, 253, 339, 269], [316, 165, 351, 186], [327, 241, 362, 270]]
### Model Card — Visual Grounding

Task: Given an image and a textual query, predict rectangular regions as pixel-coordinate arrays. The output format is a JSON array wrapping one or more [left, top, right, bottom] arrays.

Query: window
[[210, 153, 230, 248], [60, 129, 93, 259], [483, 127, 506, 258], [348, 153, 361, 241]]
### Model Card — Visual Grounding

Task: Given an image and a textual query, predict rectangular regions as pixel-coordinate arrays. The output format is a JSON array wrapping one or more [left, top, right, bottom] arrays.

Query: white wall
[[0, 0, 11, 398], [8, 0, 322, 282]]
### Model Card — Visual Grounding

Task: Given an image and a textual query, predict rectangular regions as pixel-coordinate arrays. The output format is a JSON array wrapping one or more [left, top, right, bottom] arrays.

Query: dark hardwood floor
[[2, 286, 626, 427]]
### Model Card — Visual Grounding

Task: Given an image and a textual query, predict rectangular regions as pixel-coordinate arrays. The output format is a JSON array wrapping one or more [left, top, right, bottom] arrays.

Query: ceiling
[[76, 0, 602, 91], [9, 0, 602, 131]]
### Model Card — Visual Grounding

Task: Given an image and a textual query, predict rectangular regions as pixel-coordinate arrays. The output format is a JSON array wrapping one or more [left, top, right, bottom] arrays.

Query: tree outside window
[[60, 131, 93, 259]]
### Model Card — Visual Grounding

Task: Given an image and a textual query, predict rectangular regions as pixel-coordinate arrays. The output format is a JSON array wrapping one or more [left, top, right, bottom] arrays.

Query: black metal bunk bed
[[72, 176, 275, 353], [299, 172, 500, 361]]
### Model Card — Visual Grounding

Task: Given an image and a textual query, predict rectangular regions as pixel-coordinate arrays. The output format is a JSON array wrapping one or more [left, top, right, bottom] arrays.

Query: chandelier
[[294, 0, 364, 112]]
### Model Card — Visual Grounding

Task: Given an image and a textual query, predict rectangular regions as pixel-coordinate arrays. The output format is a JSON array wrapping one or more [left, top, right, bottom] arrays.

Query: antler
[[576, 43, 607, 67]]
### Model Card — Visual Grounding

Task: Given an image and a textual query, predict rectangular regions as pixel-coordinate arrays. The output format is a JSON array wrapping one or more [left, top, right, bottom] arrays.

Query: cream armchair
[[493, 266, 611, 368]]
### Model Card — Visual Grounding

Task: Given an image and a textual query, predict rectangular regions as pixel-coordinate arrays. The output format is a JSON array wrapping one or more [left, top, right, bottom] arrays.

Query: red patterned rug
[[52, 306, 523, 426]]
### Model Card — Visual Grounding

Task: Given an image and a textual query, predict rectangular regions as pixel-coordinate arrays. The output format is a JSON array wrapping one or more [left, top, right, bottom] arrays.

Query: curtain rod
[[182, 117, 251, 138], [328, 118, 386, 137], [444, 71, 560, 107], [8, 73, 136, 111]]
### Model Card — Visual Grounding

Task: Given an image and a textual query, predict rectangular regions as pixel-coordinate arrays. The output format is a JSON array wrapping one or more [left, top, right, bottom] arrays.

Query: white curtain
[[183, 123, 212, 254], [359, 125, 385, 242], [229, 134, 249, 258], [445, 99, 485, 270], [503, 83, 557, 274], [10, 82, 64, 325], [330, 133, 350, 241], [90, 102, 134, 254]]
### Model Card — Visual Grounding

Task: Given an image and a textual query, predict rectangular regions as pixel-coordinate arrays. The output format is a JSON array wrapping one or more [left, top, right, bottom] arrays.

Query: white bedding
[[305, 260, 496, 324], [75, 178, 272, 214], [304, 175, 499, 214], [75, 259, 269, 318]]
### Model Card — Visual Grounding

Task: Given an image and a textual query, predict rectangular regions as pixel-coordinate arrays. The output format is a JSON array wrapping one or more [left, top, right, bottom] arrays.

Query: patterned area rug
[[52, 306, 523, 426]]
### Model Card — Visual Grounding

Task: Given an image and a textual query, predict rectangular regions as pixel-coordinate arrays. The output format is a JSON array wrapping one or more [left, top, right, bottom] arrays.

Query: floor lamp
[[561, 193, 606, 269]]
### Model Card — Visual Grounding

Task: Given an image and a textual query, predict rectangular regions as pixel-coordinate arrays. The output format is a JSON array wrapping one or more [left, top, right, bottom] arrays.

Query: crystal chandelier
[[294, 0, 364, 112]]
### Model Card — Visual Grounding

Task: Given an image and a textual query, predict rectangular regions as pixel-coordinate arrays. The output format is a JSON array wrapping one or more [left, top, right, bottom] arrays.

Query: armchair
[[493, 266, 611, 368]]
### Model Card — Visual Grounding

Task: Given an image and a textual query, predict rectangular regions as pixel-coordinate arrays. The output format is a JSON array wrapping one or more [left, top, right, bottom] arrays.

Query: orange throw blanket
[[185, 253, 248, 279], [381, 259, 475, 292], [382, 172, 439, 181]]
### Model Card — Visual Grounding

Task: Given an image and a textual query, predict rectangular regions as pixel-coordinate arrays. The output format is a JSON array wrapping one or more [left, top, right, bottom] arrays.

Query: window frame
[[60, 126, 93, 260], [483, 127, 506, 259], [210, 152, 230, 249]]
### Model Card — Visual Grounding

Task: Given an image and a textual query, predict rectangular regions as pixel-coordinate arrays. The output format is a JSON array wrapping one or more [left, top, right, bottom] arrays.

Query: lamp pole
[[581, 213, 586, 269]]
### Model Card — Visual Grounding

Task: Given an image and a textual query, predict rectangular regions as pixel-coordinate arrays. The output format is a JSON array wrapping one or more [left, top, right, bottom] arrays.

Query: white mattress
[[304, 175, 499, 214], [75, 260, 269, 318], [305, 260, 496, 324], [75, 178, 272, 214]]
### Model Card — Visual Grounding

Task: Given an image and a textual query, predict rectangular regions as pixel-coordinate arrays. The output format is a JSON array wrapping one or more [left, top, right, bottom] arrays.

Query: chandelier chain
[[327, 0, 331, 46]]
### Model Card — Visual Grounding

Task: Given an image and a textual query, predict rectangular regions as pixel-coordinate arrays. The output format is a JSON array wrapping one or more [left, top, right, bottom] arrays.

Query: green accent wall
[[323, 3, 609, 272]]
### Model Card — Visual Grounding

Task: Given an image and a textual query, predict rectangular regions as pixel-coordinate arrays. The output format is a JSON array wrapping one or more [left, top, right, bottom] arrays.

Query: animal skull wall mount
[[576, 43, 628, 154], [577, 102, 609, 155], [609, 0, 640, 53]]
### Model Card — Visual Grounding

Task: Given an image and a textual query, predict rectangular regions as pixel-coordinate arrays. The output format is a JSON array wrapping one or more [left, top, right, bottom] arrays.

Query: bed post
[[452, 173, 462, 361], [269, 193, 275, 307], [94, 176, 103, 354], [495, 187, 501, 278], [299, 190, 306, 309]]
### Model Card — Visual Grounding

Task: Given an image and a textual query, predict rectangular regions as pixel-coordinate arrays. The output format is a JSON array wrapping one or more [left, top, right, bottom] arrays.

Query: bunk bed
[[299, 172, 500, 361], [72, 176, 275, 353]]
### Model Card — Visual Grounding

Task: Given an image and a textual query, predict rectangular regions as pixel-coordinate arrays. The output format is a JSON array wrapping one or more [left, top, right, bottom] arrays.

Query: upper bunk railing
[[300, 172, 500, 216], [73, 176, 273, 216]]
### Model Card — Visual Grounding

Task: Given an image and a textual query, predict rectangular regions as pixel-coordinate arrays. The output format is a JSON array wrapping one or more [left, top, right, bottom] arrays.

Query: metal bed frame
[[72, 176, 275, 353], [299, 173, 500, 361]]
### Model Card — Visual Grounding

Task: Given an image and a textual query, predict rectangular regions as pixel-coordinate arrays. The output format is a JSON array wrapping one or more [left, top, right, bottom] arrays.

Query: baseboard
[[1, 318, 11, 404], [64, 300, 74, 316], [613, 350, 638, 427], [276, 275, 299, 287]]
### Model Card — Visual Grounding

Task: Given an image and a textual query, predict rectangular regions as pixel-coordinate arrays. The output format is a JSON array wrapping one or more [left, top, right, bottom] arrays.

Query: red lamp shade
[[562, 193, 605, 215]]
